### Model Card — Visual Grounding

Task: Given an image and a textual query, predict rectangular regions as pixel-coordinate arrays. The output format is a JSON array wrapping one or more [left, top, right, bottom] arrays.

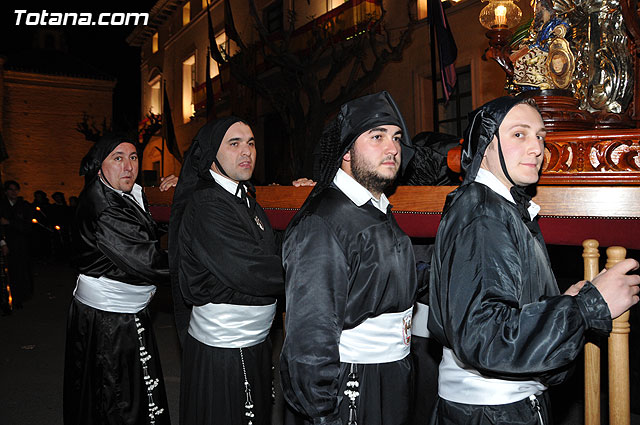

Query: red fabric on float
[[538, 217, 640, 250], [263, 209, 640, 249], [149, 205, 171, 224], [151, 206, 640, 250]]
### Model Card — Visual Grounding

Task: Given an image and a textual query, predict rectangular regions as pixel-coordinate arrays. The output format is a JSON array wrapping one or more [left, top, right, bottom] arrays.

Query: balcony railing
[[192, 73, 226, 114], [140, 1, 383, 125], [287, 0, 382, 51]]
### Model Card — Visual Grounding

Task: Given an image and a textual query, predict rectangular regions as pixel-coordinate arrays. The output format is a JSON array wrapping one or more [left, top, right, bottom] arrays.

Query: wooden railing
[[583, 241, 633, 425]]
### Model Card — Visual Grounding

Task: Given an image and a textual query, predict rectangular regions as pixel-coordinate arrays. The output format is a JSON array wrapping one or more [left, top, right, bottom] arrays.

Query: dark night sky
[[0, 1, 158, 131]]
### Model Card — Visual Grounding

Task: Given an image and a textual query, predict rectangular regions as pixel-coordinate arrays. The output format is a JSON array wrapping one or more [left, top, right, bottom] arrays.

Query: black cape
[[176, 177, 284, 425], [428, 184, 611, 424], [170, 117, 284, 425], [281, 187, 418, 425], [64, 173, 170, 425], [428, 96, 612, 423]]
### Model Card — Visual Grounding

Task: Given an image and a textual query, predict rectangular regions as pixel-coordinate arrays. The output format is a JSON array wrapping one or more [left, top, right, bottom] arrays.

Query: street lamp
[[479, 0, 521, 31], [479, 0, 522, 74]]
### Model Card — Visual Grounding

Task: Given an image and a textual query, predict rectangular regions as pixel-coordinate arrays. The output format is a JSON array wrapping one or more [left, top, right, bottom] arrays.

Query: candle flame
[[495, 5, 507, 26]]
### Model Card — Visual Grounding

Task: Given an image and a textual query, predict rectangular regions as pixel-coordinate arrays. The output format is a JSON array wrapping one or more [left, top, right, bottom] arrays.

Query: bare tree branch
[[221, 0, 417, 178], [76, 113, 109, 142]]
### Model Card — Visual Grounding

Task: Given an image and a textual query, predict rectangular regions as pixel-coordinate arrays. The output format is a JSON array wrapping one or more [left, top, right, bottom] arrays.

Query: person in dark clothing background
[[68, 196, 79, 209], [50, 191, 72, 259], [0, 180, 33, 309], [31, 189, 52, 259], [281, 91, 420, 425], [64, 134, 171, 425], [398, 131, 461, 186], [428, 96, 640, 424], [170, 117, 286, 425]]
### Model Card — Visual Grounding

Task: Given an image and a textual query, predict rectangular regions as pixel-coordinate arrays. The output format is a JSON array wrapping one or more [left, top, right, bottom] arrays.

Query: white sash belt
[[339, 307, 412, 364], [411, 302, 430, 338], [188, 302, 277, 348], [438, 347, 547, 405], [73, 274, 156, 314]]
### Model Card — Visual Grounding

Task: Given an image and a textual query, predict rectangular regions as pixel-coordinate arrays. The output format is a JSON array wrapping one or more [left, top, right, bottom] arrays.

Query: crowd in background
[[0, 180, 78, 314]]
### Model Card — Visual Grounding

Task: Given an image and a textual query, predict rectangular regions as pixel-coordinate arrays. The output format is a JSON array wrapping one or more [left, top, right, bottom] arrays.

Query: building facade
[[0, 43, 115, 199], [128, 0, 527, 183]]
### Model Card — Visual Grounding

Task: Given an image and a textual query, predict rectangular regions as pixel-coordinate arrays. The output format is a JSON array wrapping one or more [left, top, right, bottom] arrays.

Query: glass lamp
[[480, 0, 521, 75], [479, 0, 522, 30]]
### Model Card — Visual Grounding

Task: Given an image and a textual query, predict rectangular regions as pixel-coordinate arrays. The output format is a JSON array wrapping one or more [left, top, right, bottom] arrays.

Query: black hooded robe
[[64, 136, 170, 425], [170, 117, 284, 425], [176, 176, 284, 425], [280, 91, 418, 425], [428, 97, 612, 424], [281, 187, 418, 425]]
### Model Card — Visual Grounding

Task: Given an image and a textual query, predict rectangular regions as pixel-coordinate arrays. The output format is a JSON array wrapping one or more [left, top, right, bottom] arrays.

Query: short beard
[[350, 148, 397, 195]]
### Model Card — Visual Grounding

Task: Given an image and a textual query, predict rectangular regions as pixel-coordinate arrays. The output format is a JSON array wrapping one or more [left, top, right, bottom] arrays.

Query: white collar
[[210, 169, 239, 197], [333, 168, 390, 214], [99, 178, 146, 212], [209, 169, 250, 206], [474, 168, 540, 220]]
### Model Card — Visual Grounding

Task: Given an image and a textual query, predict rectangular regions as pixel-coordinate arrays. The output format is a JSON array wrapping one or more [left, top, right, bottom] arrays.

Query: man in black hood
[[169, 117, 285, 425], [280, 91, 420, 425], [428, 96, 640, 423], [64, 134, 170, 425]]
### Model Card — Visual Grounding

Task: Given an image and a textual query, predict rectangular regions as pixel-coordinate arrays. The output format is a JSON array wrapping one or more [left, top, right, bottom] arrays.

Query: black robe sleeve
[[281, 214, 348, 424], [96, 205, 169, 285], [429, 214, 611, 383], [185, 197, 283, 299]]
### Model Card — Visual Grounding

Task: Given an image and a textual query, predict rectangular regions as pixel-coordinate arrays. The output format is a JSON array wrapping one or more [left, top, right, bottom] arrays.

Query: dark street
[[0, 260, 181, 425]]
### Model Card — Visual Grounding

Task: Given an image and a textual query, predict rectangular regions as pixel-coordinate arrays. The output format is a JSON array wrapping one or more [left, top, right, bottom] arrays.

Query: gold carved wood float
[[447, 128, 640, 184], [541, 128, 640, 184]]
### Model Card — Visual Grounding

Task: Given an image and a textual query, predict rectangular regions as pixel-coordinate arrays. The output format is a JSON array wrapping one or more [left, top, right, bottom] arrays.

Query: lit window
[[417, 0, 428, 20], [152, 32, 158, 53], [183, 55, 196, 122], [327, 0, 348, 11], [202, 0, 208, 9], [209, 31, 229, 78], [209, 55, 219, 79], [216, 32, 227, 61], [214, 31, 238, 59], [150, 80, 161, 114], [209, 31, 230, 78], [183, 2, 191, 26]]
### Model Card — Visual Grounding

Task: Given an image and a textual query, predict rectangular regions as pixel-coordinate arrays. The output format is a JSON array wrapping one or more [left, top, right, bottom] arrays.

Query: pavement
[[1, 260, 638, 425], [0, 260, 182, 425]]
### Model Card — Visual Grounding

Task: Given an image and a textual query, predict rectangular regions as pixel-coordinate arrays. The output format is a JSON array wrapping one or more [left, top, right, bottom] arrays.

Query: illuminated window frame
[[152, 32, 159, 53], [148, 75, 162, 114], [183, 2, 191, 26], [182, 54, 196, 122], [327, 0, 348, 11], [209, 32, 227, 78], [417, 0, 428, 20]]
